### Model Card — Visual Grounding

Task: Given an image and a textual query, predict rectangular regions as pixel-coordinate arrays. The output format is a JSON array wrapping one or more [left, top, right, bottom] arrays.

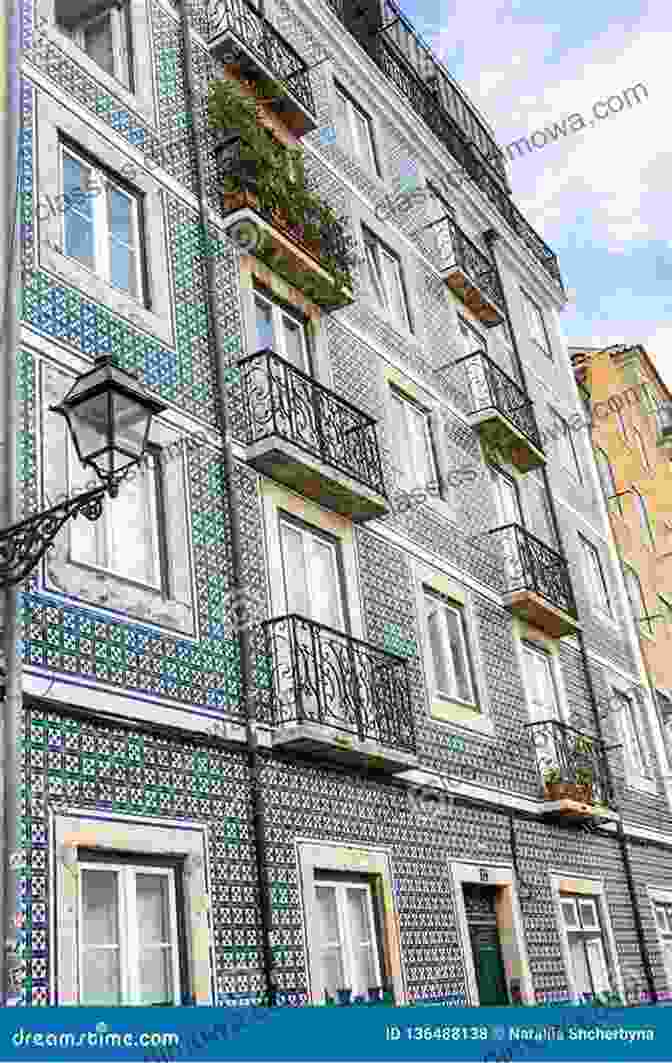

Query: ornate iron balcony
[[526, 719, 615, 812], [208, 0, 317, 134], [324, 0, 563, 291], [259, 613, 416, 769], [489, 524, 579, 637], [432, 215, 504, 325], [237, 349, 387, 519], [454, 351, 544, 472]]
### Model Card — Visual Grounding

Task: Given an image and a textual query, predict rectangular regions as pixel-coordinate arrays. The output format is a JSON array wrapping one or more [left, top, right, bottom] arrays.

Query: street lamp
[[0, 355, 166, 586]]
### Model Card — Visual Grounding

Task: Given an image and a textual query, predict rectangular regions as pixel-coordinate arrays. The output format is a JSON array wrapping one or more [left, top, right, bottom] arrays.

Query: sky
[[399, 0, 672, 387]]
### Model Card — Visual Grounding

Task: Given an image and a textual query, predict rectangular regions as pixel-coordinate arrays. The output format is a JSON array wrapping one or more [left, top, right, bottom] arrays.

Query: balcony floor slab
[[271, 722, 419, 774], [504, 589, 581, 638], [468, 408, 545, 472]]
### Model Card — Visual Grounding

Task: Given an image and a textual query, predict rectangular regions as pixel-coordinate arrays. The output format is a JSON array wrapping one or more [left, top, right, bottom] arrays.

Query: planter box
[[545, 782, 593, 804]]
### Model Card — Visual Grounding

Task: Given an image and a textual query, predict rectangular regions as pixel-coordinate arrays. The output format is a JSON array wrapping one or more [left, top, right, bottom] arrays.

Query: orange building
[[571, 343, 672, 724]]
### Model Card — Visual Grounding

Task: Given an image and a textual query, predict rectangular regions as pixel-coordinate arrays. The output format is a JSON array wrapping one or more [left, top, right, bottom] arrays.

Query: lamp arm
[[0, 485, 107, 586]]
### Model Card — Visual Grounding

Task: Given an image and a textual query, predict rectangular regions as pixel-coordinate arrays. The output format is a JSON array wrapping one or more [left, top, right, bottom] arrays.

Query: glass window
[[252, 288, 310, 371], [79, 861, 180, 1006], [521, 290, 551, 357], [68, 437, 163, 589], [595, 448, 616, 501], [624, 564, 650, 632], [459, 316, 486, 355], [615, 408, 629, 443], [424, 591, 476, 706], [580, 536, 611, 615], [654, 900, 672, 990], [633, 429, 652, 474], [390, 391, 436, 491], [612, 690, 653, 779], [334, 86, 378, 173], [279, 519, 344, 631], [362, 228, 411, 331], [560, 894, 612, 1000], [57, 1, 132, 89], [553, 411, 582, 481], [523, 644, 560, 722], [314, 879, 381, 1003], [633, 490, 655, 549], [61, 145, 143, 300]]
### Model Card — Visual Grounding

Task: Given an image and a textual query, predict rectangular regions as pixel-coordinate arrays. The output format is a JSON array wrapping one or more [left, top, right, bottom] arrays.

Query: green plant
[[544, 767, 562, 785], [575, 765, 594, 785], [574, 734, 594, 755]]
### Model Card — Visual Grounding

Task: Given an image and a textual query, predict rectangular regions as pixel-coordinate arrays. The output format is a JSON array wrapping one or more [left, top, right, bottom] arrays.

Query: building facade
[[10, 0, 672, 1008], [571, 343, 672, 754]]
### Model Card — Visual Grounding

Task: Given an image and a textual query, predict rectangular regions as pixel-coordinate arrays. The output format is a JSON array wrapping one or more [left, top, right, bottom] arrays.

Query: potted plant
[[574, 765, 594, 803], [574, 734, 594, 755]]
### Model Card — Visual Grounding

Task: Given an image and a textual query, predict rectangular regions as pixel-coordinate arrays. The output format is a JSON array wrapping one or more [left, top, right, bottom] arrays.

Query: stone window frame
[[37, 0, 155, 124], [648, 887, 672, 994], [35, 94, 172, 346], [41, 360, 196, 635], [295, 839, 405, 1006], [450, 860, 534, 1006], [413, 561, 493, 736], [549, 873, 624, 1004], [51, 810, 213, 1006]]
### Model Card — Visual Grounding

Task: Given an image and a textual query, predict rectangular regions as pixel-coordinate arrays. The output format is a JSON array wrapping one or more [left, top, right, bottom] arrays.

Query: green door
[[470, 925, 510, 1006]]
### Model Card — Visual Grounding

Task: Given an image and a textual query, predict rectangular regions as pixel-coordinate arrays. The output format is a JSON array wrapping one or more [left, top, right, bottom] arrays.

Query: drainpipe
[[179, 5, 276, 1006], [1, 0, 25, 1005], [484, 228, 658, 1004]]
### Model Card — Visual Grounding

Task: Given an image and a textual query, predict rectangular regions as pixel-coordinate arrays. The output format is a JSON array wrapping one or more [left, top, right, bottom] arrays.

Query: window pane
[[108, 463, 159, 585], [427, 601, 453, 696], [352, 111, 373, 169], [139, 948, 172, 1005], [63, 155, 95, 267], [136, 874, 170, 944], [345, 888, 377, 997], [365, 243, 385, 308], [586, 938, 610, 994], [334, 90, 350, 152], [444, 607, 473, 703], [561, 899, 579, 927], [82, 869, 119, 945], [82, 948, 121, 1005], [254, 296, 275, 351], [84, 13, 115, 77], [346, 887, 373, 944], [391, 395, 411, 487], [107, 186, 138, 296], [308, 538, 342, 630], [380, 251, 407, 329], [280, 523, 310, 616], [316, 886, 345, 995], [282, 316, 306, 371], [568, 933, 592, 997], [578, 900, 598, 929]]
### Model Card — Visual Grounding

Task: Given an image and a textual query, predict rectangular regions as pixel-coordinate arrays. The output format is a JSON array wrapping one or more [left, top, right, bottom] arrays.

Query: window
[[633, 490, 655, 549], [595, 448, 616, 502], [624, 564, 650, 633], [252, 287, 310, 372], [521, 290, 551, 357], [560, 896, 611, 1000], [314, 877, 382, 1002], [68, 437, 164, 589], [61, 143, 144, 300], [522, 643, 560, 723], [424, 591, 476, 706], [633, 429, 652, 474], [553, 411, 582, 481], [491, 467, 523, 527], [653, 900, 672, 989], [57, 1, 132, 89], [615, 408, 629, 443], [333, 85, 377, 173], [78, 856, 181, 1006], [279, 518, 344, 630], [459, 316, 486, 355], [580, 536, 611, 615], [362, 228, 411, 331], [613, 689, 652, 779], [390, 390, 436, 491]]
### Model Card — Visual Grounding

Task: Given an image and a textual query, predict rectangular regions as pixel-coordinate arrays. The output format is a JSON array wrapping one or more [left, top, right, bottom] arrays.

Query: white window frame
[[78, 860, 180, 1006], [252, 287, 310, 372], [67, 437, 163, 591], [521, 289, 551, 357], [553, 410, 582, 481], [550, 874, 623, 1006], [362, 228, 411, 332], [278, 515, 345, 631], [611, 684, 657, 791], [633, 489, 655, 550], [424, 590, 477, 708], [649, 890, 672, 994], [61, 0, 132, 88], [624, 563, 652, 635], [314, 877, 383, 1002], [333, 84, 378, 174], [60, 143, 144, 301], [580, 535, 611, 616], [558, 895, 612, 1000], [458, 315, 487, 356], [633, 428, 652, 474], [389, 389, 436, 492], [595, 447, 617, 507]]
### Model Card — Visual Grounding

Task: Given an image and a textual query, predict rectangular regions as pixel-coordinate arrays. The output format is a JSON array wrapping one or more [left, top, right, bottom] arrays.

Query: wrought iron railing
[[526, 719, 614, 806], [238, 349, 386, 496], [433, 216, 504, 313], [259, 613, 416, 752], [489, 523, 577, 619], [216, 137, 354, 282], [323, 0, 563, 291], [208, 0, 316, 119], [455, 351, 542, 451]]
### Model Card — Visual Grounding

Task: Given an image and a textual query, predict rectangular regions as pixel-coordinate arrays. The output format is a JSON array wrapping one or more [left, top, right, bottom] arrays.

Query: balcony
[[527, 720, 617, 822], [238, 349, 388, 520], [259, 614, 418, 772], [433, 216, 504, 326], [656, 402, 672, 448], [489, 524, 579, 637], [455, 351, 545, 472], [325, 0, 563, 292], [215, 136, 354, 308], [208, 0, 317, 135]]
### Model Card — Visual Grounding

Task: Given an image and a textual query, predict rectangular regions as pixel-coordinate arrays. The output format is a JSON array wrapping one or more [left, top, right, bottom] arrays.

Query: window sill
[[430, 696, 494, 736]]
